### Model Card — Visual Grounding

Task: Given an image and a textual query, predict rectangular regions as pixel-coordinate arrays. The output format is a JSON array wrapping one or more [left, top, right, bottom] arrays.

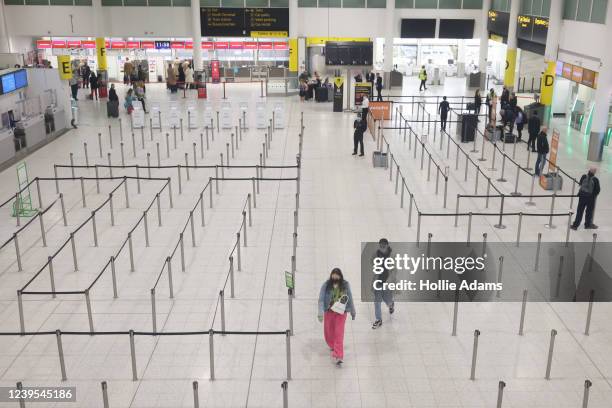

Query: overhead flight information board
[[201, 7, 289, 37]]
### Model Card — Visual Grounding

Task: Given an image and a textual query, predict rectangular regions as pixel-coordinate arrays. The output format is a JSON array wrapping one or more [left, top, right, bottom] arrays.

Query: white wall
[[557, 19, 606, 71], [5, 5, 482, 39]]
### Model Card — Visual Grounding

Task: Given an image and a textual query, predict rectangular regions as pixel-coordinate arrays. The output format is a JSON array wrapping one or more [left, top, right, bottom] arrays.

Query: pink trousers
[[323, 311, 347, 360]]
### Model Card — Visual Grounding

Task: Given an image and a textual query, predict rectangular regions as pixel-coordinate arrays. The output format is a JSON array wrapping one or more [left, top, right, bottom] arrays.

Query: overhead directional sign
[[201, 7, 289, 37]]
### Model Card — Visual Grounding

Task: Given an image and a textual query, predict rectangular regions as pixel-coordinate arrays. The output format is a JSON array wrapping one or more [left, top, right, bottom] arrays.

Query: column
[[0, 1, 11, 53], [288, 0, 298, 74], [587, 4, 612, 162], [540, 0, 562, 125], [503, 0, 519, 90], [191, 0, 203, 70], [383, 0, 394, 74], [478, 0, 491, 89]]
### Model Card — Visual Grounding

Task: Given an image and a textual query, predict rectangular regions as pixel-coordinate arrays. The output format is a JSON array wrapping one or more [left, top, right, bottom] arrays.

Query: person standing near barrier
[[124, 89, 134, 114], [486, 88, 495, 120], [375, 73, 383, 102], [89, 72, 99, 101], [500, 86, 510, 107], [534, 126, 549, 176], [418, 66, 427, 92], [438, 96, 450, 131], [318, 268, 356, 367], [527, 111, 541, 152], [185, 63, 194, 90], [81, 63, 91, 89], [571, 167, 600, 230], [167, 63, 177, 93], [362, 95, 369, 120], [514, 107, 525, 140], [352, 116, 367, 156], [69, 75, 79, 101], [371, 238, 395, 329], [474, 89, 482, 115], [123, 58, 134, 85]]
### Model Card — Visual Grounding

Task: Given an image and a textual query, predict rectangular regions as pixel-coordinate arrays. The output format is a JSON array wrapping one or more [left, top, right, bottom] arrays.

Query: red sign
[[36, 40, 52, 49], [185, 41, 193, 49], [105, 41, 110, 48], [111, 41, 126, 49], [126, 41, 140, 49], [244, 42, 258, 49], [81, 40, 96, 49], [67, 40, 81, 48], [140, 41, 155, 49], [229, 42, 243, 49], [215, 42, 229, 49], [211, 60, 220, 83], [202, 42, 214, 49], [171, 41, 185, 49], [52, 41, 66, 49], [258, 42, 273, 49], [273, 42, 288, 50]]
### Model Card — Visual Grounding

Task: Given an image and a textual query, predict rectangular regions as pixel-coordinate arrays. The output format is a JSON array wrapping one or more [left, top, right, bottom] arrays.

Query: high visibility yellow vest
[[419, 70, 426, 80]]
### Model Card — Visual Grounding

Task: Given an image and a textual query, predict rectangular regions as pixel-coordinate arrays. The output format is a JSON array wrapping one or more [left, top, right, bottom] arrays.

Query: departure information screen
[[201, 7, 289, 37]]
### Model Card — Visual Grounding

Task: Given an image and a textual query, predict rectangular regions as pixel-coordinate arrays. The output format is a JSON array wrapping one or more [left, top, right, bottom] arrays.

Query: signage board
[[168, 105, 180, 128], [571, 66, 583, 83], [517, 15, 533, 41], [154, 41, 171, 49], [354, 82, 372, 106], [548, 129, 560, 173], [201, 7, 289, 37], [255, 102, 267, 129], [221, 102, 232, 129], [285, 271, 294, 289], [211, 60, 220, 83], [150, 104, 161, 128], [368, 101, 391, 120], [132, 105, 145, 129], [273, 103, 284, 129], [203, 104, 214, 127], [487, 10, 509, 37], [333, 77, 344, 112]]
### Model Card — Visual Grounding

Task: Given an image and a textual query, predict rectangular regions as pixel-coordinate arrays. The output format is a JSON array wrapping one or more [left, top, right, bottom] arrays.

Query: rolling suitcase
[[503, 133, 516, 143], [540, 173, 563, 190], [107, 100, 119, 118], [315, 87, 328, 102]]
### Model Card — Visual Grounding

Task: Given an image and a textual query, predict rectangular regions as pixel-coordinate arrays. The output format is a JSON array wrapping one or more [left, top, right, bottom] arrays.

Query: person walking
[[352, 116, 366, 156], [89, 72, 99, 100], [108, 83, 118, 102], [184, 63, 194, 89], [134, 81, 147, 112], [69, 75, 79, 101], [486, 88, 495, 118], [124, 89, 134, 114], [418, 66, 427, 91], [534, 126, 549, 176], [361, 95, 369, 120], [375, 73, 383, 102], [81, 63, 91, 89], [371, 238, 395, 329], [167, 63, 177, 93], [515, 107, 525, 141], [571, 166, 600, 230], [438, 96, 450, 131], [123, 58, 134, 85], [474, 89, 482, 115], [318, 268, 356, 366], [527, 110, 541, 152]]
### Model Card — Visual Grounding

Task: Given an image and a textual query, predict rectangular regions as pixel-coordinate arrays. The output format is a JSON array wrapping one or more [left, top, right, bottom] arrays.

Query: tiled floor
[[0, 77, 610, 407]]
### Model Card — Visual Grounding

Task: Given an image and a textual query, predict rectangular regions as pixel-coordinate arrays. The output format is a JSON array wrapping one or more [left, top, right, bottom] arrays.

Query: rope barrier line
[[55, 164, 298, 170], [0, 197, 60, 251], [0, 329, 287, 336]]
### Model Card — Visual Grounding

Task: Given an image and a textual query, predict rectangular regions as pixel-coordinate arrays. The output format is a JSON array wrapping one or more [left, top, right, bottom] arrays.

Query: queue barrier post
[[220, 290, 226, 335], [48, 256, 56, 297], [193, 381, 199, 408], [545, 329, 557, 379], [209, 329, 215, 380], [229, 256, 235, 298], [286, 330, 292, 380], [151, 288, 157, 333], [180, 233, 186, 272], [56, 330, 67, 381], [585, 289, 594, 336], [101, 381, 109, 408], [452, 289, 459, 336], [129, 329, 137, 381], [582, 380, 592, 408], [496, 381, 506, 408], [470, 329, 480, 380]]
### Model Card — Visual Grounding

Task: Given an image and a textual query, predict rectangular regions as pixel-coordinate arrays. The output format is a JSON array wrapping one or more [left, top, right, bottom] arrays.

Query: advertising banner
[[354, 82, 372, 107], [548, 129, 560, 173], [368, 101, 391, 120]]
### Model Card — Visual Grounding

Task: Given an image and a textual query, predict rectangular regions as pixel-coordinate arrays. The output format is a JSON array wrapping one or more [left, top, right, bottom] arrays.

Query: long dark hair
[[326, 267, 346, 291]]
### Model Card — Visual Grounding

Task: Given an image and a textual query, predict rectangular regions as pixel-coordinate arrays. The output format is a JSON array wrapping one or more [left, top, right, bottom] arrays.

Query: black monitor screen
[[439, 19, 474, 39], [401, 19, 436, 38]]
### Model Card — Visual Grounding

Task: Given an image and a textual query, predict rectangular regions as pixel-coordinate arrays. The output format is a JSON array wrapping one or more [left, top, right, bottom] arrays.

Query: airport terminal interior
[[0, 0, 611, 407]]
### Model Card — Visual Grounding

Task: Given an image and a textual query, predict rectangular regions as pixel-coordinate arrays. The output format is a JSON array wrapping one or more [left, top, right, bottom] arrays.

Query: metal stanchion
[[496, 256, 504, 298], [60, 193, 67, 226], [525, 175, 537, 205], [150, 118, 153, 140], [489, 144, 497, 170], [17, 290, 25, 333], [173, 126, 177, 149], [230, 135, 235, 159], [498, 154, 507, 182], [496, 381, 506, 408], [494, 196, 506, 229], [511, 166, 522, 196], [582, 380, 592, 408], [36, 178, 43, 208], [545, 193, 556, 228], [192, 381, 199, 408], [54, 165, 59, 193], [180, 233, 185, 272], [91, 211, 97, 247], [85, 290, 94, 332], [452, 289, 458, 336], [80, 177, 86, 208], [209, 329, 215, 380], [190, 211, 196, 247], [128, 232, 135, 272], [470, 329, 480, 380], [229, 256, 235, 298], [150, 288, 157, 333], [39, 212, 47, 247], [534, 232, 542, 271], [108, 124, 114, 148], [474, 167, 479, 194], [110, 256, 118, 298], [177, 165, 183, 194], [14, 233, 22, 271], [156, 142, 161, 166], [286, 330, 292, 380], [467, 213, 472, 245], [129, 329, 137, 381], [408, 194, 413, 227], [519, 289, 527, 336], [219, 290, 226, 334], [545, 329, 557, 379], [141, 126, 145, 149], [167, 257, 174, 298], [478, 136, 486, 161], [200, 192, 205, 227], [101, 381, 109, 408], [515, 212, 523, 246], [156, 193, 162, 227], [585, 289, 594, 335], [168, 177, 173, 208], [69, 153, 75, 177], [56, 330, 67, 381], [70, 232, 78, 271], [485, 177, 491, 208], [236, 232, 241, 271], [216, 111, 219, 131], [525, 150, 533, 170], [98, 133, 103, 157], [48, 256, 56, 297], [120, 142, 125, 166], [131, 132, 136, 157]]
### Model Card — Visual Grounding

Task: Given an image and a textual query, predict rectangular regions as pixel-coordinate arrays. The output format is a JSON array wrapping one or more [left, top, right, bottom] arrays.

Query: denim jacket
[[318, 281, 356, 318]]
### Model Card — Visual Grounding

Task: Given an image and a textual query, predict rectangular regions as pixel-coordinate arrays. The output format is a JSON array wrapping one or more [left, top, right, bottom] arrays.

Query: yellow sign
[[489, 34, 504, 43], [251, 31, 288, 38], [289, 38, 298, 72], [96, 37, 107, 71], [57, 55, 72, 80], [333, 77, 344, 88], [504, 48, 517, 88], [306, 37, 370, 46], [518, 15, 531, 27], [534, 17, 549, 28], [540, 60, 556, 106]]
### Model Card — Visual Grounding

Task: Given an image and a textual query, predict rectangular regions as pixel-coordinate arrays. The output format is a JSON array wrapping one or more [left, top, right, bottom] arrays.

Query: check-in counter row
[[0, 108, 67, 169]]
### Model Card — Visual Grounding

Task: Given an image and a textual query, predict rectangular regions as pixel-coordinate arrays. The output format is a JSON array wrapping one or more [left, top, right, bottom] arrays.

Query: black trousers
[[353, 133, 364, 155], [70, 84, 78, 100], [419, 80, 427, 91], [376, 88, 382, 101], [440, 114, 448, 131], [516, 124, 524, 140], [573, 196, 595, 228], [475, 104, 481, 115], [527, 132, 536, 151], [362, 107, 369, 119]]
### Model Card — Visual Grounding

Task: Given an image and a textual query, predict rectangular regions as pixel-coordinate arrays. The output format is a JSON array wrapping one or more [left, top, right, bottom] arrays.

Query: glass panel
[[576, 0, 593, 21], [367, 0, 385, 7], [590, 0, 608, 23], [4, 0, 25, 4], [531, 0, 542, 14], [439, 0, 460, 7], [298, 0, 316, 6], [125, 0, 146, 5], [520, 0, 531, 14], [221, 0, 243, 6], [246, 0, 267, 5], [270, 0, 288, 6], [462, 0, 482, 8], [50, 0, 73, 4], [148, 0, 170, 4], [540, 0, 550, 16], [201, 0, 220, 5], [102, 0, 123, 5], [395, 0, 413, 6], [414, 0, 436, 7], [74, 0, 92, 4], [344, 0, 365, 7], [173, 0, 191, 5], [25, 0, 49, 4], [319, 0, 341, 7], [563, 0, 578, 19]]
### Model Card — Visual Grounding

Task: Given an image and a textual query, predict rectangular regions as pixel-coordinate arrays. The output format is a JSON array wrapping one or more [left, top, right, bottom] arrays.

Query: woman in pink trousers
[[318, 268, 356, 366]]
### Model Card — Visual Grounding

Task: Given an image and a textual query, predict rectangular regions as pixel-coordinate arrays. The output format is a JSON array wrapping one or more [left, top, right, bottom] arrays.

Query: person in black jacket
[[571, 166, 600, 230], [438, 96, 450, 131], [352, 117, 367, 156], [527, 110, 541, 152], [89, 72, 99, 100], [534, 127, 549, 176], [375, 73, 383, 102], [108, 84, 119, 101], [474, 89, 482, 115], [500, 86, 510, 107]]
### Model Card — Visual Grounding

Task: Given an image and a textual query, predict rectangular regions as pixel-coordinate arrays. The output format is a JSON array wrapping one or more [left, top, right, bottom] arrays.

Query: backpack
[[579, 175, 595, 195]]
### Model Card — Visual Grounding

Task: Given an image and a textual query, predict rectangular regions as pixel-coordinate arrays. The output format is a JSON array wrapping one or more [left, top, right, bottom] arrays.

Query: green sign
[[284, 271, 294, 289]]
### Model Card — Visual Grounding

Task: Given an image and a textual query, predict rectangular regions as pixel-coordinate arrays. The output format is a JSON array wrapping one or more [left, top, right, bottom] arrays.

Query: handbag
[[330, 294, 348, 314]]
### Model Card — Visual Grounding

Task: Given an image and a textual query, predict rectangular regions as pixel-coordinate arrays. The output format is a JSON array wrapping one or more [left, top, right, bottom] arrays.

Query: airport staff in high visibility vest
[[418, 66, 427, 92]]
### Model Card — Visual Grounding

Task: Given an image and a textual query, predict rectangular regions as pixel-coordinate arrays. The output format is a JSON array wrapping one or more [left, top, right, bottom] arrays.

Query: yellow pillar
[[503, 48, 517, 89], [95, 37, 107, 70], [540, 60, 556, 124], [289, 38, 298, 73], [57, 55, 72, 80]]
